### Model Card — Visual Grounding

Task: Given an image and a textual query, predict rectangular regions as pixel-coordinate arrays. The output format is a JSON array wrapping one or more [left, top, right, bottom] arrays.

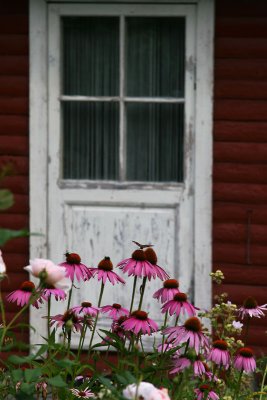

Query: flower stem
[[234, 369, 243, 399], [67, 282, 74, 310], [161, 311, 168, 354], [0, 282, 6, 328], [130, 276, 137, 313], [138, 277, 147, 310], [260, 364, 267, 400], [47, 296, 51, 339], [88, 282, 105, 355]]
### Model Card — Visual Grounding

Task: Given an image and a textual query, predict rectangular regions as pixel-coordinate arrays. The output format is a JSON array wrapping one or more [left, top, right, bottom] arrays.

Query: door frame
[[29, 0, 214, 345]]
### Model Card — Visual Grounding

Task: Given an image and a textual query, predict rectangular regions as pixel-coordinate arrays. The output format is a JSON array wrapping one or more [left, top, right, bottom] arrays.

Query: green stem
[[138, 277, 147, 311], [161, 311, 168, 354], [130, 276, 138, 313], [0, 282, 6, 327], [47, 296, 51, 339], [67, 282, 74, 310], [260, 364, 267, 400], [88, 282, 105, 355], [234, 369, 243, 399], [67, 331, 72, 356], [174, 315, 179, 326], [76, 322, 86, 360]]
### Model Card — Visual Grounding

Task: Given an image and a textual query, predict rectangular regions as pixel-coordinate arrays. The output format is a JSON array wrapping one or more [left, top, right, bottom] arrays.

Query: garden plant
[[0, 238, 266, 400]]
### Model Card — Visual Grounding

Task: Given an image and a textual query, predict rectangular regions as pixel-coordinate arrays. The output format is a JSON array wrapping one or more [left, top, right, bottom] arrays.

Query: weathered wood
[[213, 283, 267, 305], [0, 98, 28, 115], [214, 163, 267, 184], [215, 59, 267, 80], [215, 263, 267, 285], [213, 242, 267, 265], [0, 35, 28, 55], [214, 143, 267, 164], [214, 222, 267, 244], [0, 155, 28, 175], [214, 182, 267, 204], [0, 55, 28, 75], [214, 121, 267, 143], [214, 99, 267, 121], [216, 38, 267, 58], [216, 17, 267, 38], [0, 214, 29, 229], [0, 116, 28, 136], [8, 194, 29, 214], [0, 76, 28, 97], [0, 136, 28, 156], [215, 80, 267, 100], [214, 203, 267, 224], [216, 0, 267, 18], [2, 176, 29, 195], [0, 15, 28, 34]]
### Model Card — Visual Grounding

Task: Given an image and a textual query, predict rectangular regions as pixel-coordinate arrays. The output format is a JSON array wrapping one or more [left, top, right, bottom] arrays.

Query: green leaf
[[8, 354, 34, 365], [20, 382, 36, 395], [24, 367, 42, 383], [47, 375, 67, 388], [0, 228, 29, 246], [11, 368, 23, 382], [0, 189, 13, 210]]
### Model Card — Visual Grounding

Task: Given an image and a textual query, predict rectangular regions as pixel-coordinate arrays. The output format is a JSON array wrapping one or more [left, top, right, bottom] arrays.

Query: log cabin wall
[[213, 0, 267, 355], [0, 0, 29, 345]]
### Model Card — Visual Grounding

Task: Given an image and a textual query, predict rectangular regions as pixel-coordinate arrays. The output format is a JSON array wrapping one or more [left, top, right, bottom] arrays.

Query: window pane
[[63, 102, 119, 180], [126, 17, 185, 97], [126, 103, 184, 182], [63, 17, 119, 96]]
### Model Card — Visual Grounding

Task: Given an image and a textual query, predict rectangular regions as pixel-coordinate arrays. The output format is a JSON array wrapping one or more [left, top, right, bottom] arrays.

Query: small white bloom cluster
[[210, 269, 225, 284]]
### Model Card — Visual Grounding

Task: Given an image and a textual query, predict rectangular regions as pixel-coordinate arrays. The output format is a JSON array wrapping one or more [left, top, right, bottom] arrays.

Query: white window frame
[[29, 0, 214, 345]]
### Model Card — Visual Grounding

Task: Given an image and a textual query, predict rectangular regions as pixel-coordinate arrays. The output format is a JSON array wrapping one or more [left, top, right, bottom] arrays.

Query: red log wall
[[0, 0, 29, 345], [213, 0, 267, 355]]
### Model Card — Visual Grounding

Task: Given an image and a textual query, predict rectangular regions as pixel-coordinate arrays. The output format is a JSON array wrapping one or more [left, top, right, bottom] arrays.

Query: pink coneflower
[[6, 281, 38, 307], [238, 297, 267, 319], [69, 387, 94, 398], [153, 279, 180, 303], [101, 303, 129, 319], [41, 285, 67, 301], [50, 310, 83, 332], [161, 292, 197, 317], [233, 347, 256, 373], [111, 315, 130, 339], [169, 356, 191, 374], [195, 385, 219, 400], [144, 248, 169, 281], [71, 302, 99, 317], [208, 339, 230, 369], [59, 252, 92, 282], [117, 249, 157, 281], [121, 310, 158, 335], [90, 257, 125, 285], [164, 317, 209, 354]]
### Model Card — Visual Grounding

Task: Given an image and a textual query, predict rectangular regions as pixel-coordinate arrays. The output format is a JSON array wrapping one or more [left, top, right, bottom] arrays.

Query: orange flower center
[[144, 248, 157, 265], [243, 297, 257, 309], [98, 257, 113, 271], [239, 347, 253, 358], [81, 302, 92, 307], [213, 339, 228, 350], [112, 303, 121, 309], [132, 249, 146, 261], [20, 281, 35, 292], [65, 252, 81, 264], [163, 279, 179, 289], [184, 317, 202, 332], [173, 293, 187, 302], [131, 310, 148, 320]]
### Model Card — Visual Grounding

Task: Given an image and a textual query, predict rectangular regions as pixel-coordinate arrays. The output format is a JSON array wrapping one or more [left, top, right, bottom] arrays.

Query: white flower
[[232, 320, 243, 329], [0, 250, 6, 274], [123, 382, 171, 400], [24, 258, 71, 290]]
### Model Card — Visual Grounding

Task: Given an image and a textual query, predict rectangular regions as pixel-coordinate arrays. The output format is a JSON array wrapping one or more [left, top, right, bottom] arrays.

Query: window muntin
[[61, 16, 185, 182]]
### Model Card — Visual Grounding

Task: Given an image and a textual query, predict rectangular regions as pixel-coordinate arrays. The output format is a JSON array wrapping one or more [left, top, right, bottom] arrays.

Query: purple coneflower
[[164, 317, 209, 354], [101, 303, 129, 319], [121, 310, 158, 335], [111, 315, 129, 339], [71, 302, 99, 317], [195, 385, 219, 400], [6, 281, 38, 307], [238, 297, 267, 319], [50, 310, 83, 332], [90, 257, 125, 285], [161, 292, 197, 317], [69, 387, 94, 398], [169, 356, 191, 374], [117, 249, 156, 280], [41, 285, 67, 301], [233, 347, 256, 373], [59, 252, 92, 282], [208, 339, 230, 369], [153, 279, 180, 303], [144, 248, 169, 281]]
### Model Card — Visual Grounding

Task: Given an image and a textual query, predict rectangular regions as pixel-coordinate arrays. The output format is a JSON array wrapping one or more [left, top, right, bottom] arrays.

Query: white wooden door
[[47, 3, 196, 347]]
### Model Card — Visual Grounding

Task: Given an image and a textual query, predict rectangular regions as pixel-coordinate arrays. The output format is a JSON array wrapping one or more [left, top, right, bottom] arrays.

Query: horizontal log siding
[[0, 0, 29, 348], [214, 0, 267, 355]]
